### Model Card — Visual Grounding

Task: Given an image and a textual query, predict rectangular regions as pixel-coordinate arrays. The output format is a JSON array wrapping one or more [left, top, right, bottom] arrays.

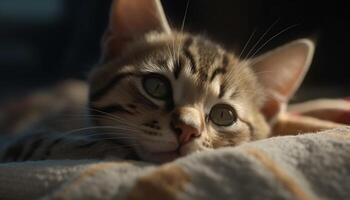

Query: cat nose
[[171, 107, 202, 145], [173, 122, 201, 145]]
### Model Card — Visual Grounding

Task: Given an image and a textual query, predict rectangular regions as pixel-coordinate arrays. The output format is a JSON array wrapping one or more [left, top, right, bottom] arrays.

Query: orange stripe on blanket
[[245, 148, 311, 200], [54, 162, 131, 200], [128, 164, 190, 200]]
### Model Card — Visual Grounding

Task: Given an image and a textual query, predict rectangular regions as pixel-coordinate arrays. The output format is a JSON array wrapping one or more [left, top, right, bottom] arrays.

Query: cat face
[[88, 0, 314, 163], [89, 32, 270, 162]]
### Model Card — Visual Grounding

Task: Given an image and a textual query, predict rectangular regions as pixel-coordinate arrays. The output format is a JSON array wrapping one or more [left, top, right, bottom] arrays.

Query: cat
[[0, 0, 315, 163]]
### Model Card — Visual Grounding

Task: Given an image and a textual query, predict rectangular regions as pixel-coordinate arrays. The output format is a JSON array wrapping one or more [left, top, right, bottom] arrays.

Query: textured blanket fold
[[1, 127, 349, 200]]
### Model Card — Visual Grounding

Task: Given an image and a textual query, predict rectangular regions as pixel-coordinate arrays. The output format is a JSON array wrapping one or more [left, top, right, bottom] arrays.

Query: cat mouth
[[137, 139, 200, 163], [145, 143, 198, 163]]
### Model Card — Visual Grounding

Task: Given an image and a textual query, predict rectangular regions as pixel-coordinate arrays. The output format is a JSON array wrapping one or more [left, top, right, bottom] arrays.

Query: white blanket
[[1, 127, 350, 200]]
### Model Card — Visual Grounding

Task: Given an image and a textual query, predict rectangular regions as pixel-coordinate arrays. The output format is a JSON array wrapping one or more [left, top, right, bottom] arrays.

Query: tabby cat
[[0, 0, 314, 163]]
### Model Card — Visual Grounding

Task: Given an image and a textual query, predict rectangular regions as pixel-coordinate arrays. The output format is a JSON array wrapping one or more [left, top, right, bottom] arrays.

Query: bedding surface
[[0, 127, 349, 200]]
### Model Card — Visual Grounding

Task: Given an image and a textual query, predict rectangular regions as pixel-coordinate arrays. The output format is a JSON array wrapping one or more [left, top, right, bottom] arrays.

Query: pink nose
[[174, 122, 201, 145]]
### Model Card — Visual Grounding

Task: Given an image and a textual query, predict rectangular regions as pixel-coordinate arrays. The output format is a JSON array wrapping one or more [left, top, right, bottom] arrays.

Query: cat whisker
[[60, 115, 136, 126], [77, 128, 141, 138], [249, 24, 299, 59], [63, 113, 119, 121], [103, 143, 141, 150], [53, 126, 142, 140], [50, 130, 142, 147], [49, 116, 143, 135], [66, 128, 140, 138], [244, 19, 280, 60], [54, 116, 115, 123], [88, 107, 122, 120], [238, 28, 257, 61], [84, 135, 139, 141], [86, 108, 142, 129], [180, 0, 190, 34], [176, 0, 191, 63], [234, 20, 278, 70]]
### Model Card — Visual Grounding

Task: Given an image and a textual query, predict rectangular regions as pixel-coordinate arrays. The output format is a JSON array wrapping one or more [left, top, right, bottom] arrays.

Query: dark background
[[0, 0, 349, 102]]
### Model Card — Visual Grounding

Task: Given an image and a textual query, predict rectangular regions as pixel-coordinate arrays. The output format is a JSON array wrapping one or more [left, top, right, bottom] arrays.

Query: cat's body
[[0, 0, 315, 163]]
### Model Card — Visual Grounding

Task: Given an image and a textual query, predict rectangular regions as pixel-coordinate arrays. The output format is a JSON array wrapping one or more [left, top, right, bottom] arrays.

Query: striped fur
[[1, 0, 313, 164]]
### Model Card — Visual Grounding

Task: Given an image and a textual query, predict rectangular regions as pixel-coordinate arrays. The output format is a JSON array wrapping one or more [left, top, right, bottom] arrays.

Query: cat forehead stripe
[[219, 84, 226, 98], [90, 72, 136, 102], [173, 56, 185, 79], [182, 37, 197, 74], [210, 54, 229, 82]]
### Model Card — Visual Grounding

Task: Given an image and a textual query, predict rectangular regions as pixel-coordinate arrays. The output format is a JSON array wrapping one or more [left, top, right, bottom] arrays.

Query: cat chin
[[132, 143, 177, 163], [179, 141, 206, 156], [138, 140, 178, 153], [135, 140, 206, 163], [137, 149, 180, 163]]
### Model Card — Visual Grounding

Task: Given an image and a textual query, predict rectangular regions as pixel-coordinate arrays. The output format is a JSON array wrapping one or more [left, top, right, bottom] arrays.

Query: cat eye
[[209, 104, 237, 126], [142, 74, 171, 100]]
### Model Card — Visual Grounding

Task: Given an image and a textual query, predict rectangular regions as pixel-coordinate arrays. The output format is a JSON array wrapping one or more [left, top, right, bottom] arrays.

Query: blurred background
[[0, 0, 349, 102]]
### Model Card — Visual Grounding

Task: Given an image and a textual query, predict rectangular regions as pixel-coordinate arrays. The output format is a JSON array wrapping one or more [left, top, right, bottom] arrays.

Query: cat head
[[88, 0, 315, 163]]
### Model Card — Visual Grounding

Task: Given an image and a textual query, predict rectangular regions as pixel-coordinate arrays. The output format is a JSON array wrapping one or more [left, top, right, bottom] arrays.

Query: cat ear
[[251, 39, 315, 121], [102, 0, 171, 61]]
